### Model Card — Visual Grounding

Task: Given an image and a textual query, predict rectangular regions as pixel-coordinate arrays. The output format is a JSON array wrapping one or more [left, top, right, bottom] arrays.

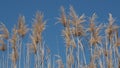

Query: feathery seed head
[[10, 26, 18, 47], [70, 6, 85, 27], [58, 6, 67, 27], [108, 13, 115, 26], [0, 23, 9, 39], [62, 27, 71, 48], [106, 14, 116, 42], [33, 11, 46, 34], [72, 27, 85, 37], [17, 15, 28, 37]]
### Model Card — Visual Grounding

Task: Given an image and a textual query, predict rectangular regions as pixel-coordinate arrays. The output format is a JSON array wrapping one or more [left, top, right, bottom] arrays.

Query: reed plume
[[88, 13, 102, 45], [106, 13, 117, 42], [17, 15, 28, 37], [0, 23, 9, 39], [58, 6, 67, 27], [10, 26, 18, 68]]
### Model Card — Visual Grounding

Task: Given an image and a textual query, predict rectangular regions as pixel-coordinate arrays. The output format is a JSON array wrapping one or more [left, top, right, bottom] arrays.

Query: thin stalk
[[100, 43, 105, 68], [105, 36, 109, 68], [2, 53, 4, 68], [35, 54, 37, 68], [114, 30, 118, 67], [53, 57, 54, 68], [77, 37, 80, 68], [79, 40, 87, 68], [18, 37, 22, 68], [48, 55, 51, 68], [7, 40, 9, 68], [109, 41, 113, 68], [112, 35, 116, 68], [23, 41, 26, 68], [36, 43, 39, 68], [14, 64, 17, 68], [66, 47, 68, 68], [27, 45, 30, 68], [42, 43, 44, 68], [90, 34, 93, 61], [113, 46, 117, 68], [98, 57, 103, 68]]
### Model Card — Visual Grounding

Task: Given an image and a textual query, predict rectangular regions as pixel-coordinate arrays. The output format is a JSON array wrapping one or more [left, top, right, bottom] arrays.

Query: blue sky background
[[0, 0, 120, 67]]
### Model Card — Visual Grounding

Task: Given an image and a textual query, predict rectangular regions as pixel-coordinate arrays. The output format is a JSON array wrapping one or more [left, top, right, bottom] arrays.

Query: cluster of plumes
[[30, 12, 46, 54], [8, 12, 46, 68], [26, 11, 47, 68], [59, 6, 86, 68], [88, 13, 102, 46], [70, 7, 86, 37], [0, 12, 48, 68], [60, 6, 86, 49], [9, 15, 28, 68], [10, 27, 18, 66], [59, 6, 120, 68], [0, 7, 120, 68]]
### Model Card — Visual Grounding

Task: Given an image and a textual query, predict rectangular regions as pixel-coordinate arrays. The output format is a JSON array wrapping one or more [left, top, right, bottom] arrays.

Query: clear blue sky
[[0, 0, 120, 67]]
